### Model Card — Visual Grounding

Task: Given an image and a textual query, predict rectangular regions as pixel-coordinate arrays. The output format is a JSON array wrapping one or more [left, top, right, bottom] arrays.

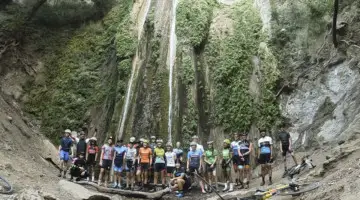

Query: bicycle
[[0, 176, 13, 194], [283, 155, 316, 179], [237, 181, 321, 200]]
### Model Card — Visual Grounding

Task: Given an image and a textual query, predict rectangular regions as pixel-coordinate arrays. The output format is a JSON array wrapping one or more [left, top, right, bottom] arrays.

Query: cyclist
[[58, 129, 73, 178], [113, 139, 127, 188], [258, 129, 273, 186], [75, 131, 87, 157], [98, 136, 114, 188], [204, 141, 218, 192], [278, 126, 298, 176], [221, 139, 232, 192], [170, 162, 191, 198], [149, 136, 157, 183], [165, 143, 177, 179], [137, 139, 152, 189], [86, 137, 99, 182], [153, 139, 166, 186], [230, 132, 240, 186], [189, 135, 204, 153], [173, 141, 184, 164], [69, 152, 88, 181], [238, 132, 253, 189], [187, 141, 206, 194], [135, 137, 144, 188], [125, 139, 137, 190]]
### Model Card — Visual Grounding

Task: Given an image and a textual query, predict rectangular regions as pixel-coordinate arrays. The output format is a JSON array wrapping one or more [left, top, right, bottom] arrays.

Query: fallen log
[[76, 181, 171, 199]]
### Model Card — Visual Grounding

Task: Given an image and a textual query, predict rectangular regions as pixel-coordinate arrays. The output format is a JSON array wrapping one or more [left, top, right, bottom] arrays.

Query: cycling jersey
[[101, 144, 114, 160], [139, 147, 152, 163], [231, 141, 240, 155], [222, 148, 230, 160], [114, 146, 127, 167], [258, 136, 272, 154], [154, 147, 165, 164], [165, 151, 176, 167], [60, 137, 73, 152], [187, 150, 202, 168], [205, 149, 218, 164], [125, 147, 137, 161], [238, 140, 250, 154]]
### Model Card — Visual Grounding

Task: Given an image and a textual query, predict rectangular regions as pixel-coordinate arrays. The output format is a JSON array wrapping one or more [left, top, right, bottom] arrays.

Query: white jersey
[[165, 152, 176, 167], [189, 143, 204, 153], [258, 136, 272, 147], [125, 147, 137, 161]]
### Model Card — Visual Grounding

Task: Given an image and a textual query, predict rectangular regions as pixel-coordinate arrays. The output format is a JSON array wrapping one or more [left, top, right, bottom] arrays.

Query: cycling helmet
[[190, 141, 197, 146], [166, 143, 173, 147], [192, 135, 199, 139], [207, 141, 214, 144], [223, 139, 231, 144], [150, 135, 156, 139], [156, 139, 163, 143], [130, 137, 136, 143], [64, 129, 71, 133], [143, 139, 149, 144]]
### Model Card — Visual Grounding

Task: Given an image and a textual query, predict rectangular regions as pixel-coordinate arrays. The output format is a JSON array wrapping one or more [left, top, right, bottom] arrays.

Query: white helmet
[[130, 137, 136, 143], [64, 129, 71, 134]]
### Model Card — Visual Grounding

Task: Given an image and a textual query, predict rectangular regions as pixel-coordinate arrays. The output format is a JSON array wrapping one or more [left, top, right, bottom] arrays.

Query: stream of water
[[117, 0, 152, 139], [167, 0, 178, 144]]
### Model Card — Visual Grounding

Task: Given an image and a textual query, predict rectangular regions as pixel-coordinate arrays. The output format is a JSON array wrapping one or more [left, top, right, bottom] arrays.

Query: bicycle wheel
[[0, 176, 13, 194], [278, 182, 320, 196]]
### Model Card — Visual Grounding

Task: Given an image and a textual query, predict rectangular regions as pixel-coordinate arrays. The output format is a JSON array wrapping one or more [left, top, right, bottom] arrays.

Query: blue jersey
[[60, 137, 73, 152], [114, 146, 127, 167], [238, 140, 250, 154], [187, 150, 202, 168], [231, 141, 239, 156]]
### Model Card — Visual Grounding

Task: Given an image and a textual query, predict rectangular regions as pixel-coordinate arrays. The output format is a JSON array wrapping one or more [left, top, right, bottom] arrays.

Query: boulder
[[58, 180, 110, 200], [40, 139, 60, 169], [4, 188, 58, 200]]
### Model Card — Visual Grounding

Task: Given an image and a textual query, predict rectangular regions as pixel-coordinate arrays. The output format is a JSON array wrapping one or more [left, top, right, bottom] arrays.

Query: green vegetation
[[176, 0, 217, 47], [25, 0, 135, 143], [204, 0, 280, 131], [270, 0, 333, 75]]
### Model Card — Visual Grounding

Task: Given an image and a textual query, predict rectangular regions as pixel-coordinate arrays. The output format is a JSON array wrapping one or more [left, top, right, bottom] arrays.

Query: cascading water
[[167, 0, 178, 144], [117, 0, 152, 139]]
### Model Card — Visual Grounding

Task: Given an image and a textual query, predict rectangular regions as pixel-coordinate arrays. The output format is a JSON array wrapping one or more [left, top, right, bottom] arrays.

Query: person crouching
[[70, 152, 88, 181], [170, 162, 191, 198]]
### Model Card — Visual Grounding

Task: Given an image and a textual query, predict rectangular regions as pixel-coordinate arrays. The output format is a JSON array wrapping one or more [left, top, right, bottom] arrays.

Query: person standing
[[204, 141, 218, 192], [238, 132, 253, 189], [189, 135, 204, 153], [187, 142, 206, 194], [86, 137, 99, 182], [173, 142, 184, 164], [165, 143, 177, 180], [137, 140, 152, 189], [98, 136, 114, 188], [278, 126, 298, 176], [58, 129, 74, 178], [113, 139, 127, 188], [124, 139, 137, 190], [257, 129, 273, 186], [221, 139, 233, 192], [230, 132, 240, 186], [76, 131, 87, 157], [153, 139, 166, 186]]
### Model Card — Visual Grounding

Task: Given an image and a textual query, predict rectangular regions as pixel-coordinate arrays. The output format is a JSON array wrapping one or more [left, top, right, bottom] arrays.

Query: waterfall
[[168, 0, 178, 144], [254, 0, 272, 36], [117, 0, 152, 139]]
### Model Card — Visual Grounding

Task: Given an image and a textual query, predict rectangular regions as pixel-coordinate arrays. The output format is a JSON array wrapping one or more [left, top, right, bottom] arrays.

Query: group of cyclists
[[57, 125, 298, 198]]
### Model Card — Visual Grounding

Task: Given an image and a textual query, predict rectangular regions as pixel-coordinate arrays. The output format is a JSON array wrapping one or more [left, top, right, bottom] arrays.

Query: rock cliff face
[[1, 0, 360, 149]]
